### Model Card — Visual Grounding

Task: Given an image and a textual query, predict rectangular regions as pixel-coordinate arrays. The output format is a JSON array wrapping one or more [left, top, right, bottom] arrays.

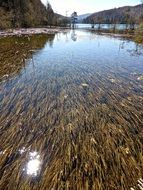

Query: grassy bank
[[134, 24, 143, 43], [84, 25, 143, 44]]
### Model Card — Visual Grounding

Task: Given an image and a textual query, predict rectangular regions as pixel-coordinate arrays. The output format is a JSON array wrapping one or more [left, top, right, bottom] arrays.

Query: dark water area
[[0, 30, 143, 190]]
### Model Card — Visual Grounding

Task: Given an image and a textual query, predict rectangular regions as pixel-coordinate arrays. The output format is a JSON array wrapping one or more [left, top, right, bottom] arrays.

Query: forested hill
[[0, 0, 54, 29], [84, 4, 143, 24]]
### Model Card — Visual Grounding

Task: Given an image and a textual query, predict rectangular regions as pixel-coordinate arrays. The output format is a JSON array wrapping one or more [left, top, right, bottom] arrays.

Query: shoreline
[[0, 27, 142, 44], [87, 29, 135, 40], [0, 27, 134, 37], [0, 27, 70, 37]]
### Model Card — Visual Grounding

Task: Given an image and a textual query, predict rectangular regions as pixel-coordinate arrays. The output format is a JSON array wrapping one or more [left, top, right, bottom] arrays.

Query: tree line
[[84, 4, 143, 30], [0, 0, 69, 29]]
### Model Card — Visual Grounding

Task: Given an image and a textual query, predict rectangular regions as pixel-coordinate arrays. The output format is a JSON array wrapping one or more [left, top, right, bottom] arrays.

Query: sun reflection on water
[[22, 150, 41, 176]]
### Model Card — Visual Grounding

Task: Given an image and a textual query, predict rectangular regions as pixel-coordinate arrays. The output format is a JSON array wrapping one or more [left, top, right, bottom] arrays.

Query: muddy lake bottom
[[0, 30, 143, 190]]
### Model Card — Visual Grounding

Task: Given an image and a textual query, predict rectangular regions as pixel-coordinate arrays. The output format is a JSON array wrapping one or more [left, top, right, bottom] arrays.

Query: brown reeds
[[0, 31, 143, 190]]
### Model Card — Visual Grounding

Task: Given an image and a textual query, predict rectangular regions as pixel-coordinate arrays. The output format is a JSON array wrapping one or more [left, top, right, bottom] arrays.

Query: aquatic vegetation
[[135, 23, 143, 44], [0, 30, 143, 190], [0, 34, 55, 80]]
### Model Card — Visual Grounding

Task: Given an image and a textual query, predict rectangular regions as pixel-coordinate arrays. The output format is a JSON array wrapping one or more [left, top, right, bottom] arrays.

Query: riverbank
[[82, 28, 143, 44], [0, 27, 69, 37], [0, 27, 134, 41], [0, 27, 134, 37], [0, 27, 143, 44], [89, 28, 136, 40]]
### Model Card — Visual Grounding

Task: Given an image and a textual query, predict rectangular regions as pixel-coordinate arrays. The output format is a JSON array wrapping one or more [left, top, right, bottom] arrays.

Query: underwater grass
[[0, 32, 143, 190]]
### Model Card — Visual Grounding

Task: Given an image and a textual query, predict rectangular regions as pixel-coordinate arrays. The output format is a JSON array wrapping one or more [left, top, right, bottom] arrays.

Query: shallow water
[[0, 30, 143, 190]]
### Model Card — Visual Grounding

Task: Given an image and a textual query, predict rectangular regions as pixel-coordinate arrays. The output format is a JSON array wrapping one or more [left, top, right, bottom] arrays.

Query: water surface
[[0, 30, 143, 190], [76, 23, 137, 30]]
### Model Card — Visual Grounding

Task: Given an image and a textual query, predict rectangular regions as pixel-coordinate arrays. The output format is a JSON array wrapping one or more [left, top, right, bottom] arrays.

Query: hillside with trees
[[84, 4, 143, 25], [0, 0, 54, 29]]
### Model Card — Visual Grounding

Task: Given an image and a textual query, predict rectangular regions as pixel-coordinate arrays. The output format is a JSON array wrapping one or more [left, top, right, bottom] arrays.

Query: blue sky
[[41, 0, 141, 16]]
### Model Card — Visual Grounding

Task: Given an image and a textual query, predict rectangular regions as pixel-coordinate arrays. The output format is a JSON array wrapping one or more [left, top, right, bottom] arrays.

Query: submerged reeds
[[0, 32, 143, 190]]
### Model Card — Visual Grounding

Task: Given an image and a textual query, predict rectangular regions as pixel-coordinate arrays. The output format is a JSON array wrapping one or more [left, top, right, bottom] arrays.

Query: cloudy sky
[[41, 0, 141, 16]]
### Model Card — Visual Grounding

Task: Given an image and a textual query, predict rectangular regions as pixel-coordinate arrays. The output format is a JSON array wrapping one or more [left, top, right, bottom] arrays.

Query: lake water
[[76, 23, 137, 30], [0, 30, 143, 190]]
